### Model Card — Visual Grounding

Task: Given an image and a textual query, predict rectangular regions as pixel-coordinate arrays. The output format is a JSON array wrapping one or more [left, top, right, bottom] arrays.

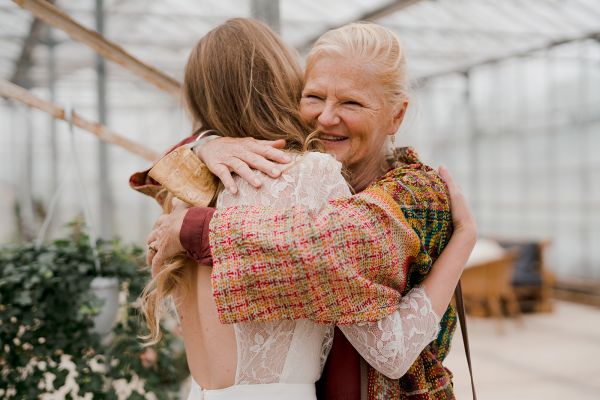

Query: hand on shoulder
[[194, 136, 292, 194], [437, 166, 477, 245]]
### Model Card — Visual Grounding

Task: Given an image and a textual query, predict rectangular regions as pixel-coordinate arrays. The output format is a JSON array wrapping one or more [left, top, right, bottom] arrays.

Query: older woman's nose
[[317, 103, 340, 127]]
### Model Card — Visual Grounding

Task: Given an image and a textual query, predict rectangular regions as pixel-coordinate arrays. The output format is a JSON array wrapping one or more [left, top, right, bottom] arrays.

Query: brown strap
[[454, 281, 477, 400]]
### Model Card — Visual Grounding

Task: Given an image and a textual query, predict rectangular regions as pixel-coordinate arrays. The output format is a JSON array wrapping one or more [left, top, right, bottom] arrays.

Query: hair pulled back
[[306, 22, 408, 107]]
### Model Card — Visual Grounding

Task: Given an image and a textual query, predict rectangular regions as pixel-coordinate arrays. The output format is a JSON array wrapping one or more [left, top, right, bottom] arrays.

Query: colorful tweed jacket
[[208, 148, 457, 399]]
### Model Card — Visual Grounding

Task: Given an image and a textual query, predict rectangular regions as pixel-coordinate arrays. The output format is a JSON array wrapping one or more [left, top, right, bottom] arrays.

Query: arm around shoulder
[[209, 162, 428, 325]]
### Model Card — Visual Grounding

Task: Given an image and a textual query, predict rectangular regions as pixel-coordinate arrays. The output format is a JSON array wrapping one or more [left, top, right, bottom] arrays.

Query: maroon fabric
[[180, 207, 215, 266], [316, 328, 361, 400]]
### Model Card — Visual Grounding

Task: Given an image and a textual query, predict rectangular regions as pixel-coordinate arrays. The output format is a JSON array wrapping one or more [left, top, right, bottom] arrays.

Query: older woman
[[144, 22, 475, 400]]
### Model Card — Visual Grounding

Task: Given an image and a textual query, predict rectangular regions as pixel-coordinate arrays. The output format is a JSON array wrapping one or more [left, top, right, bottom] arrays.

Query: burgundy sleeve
[[316, 328, 361, 400], [180, 207, 215, 266]]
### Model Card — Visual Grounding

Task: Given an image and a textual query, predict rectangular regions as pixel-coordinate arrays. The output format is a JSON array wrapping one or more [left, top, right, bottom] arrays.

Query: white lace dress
[[188, 152, 441, 400]]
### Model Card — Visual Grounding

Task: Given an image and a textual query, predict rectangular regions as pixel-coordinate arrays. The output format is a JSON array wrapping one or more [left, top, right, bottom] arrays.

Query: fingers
[[151, 251, 165, 277], [235, 140, 291, 178], [240, 153, 283, 179], [199, 137, 292, 187], [438, 165, 465, 205], [146, 246, 156, 266], [152, 214, 168, 231], [250, 140, 292, 164], [438, 165, 468, 209], [198, 139, 240, 193], [147, 215, 166, 265], [226, 157, 262, 188], [171, 198, 190, 210], [438, 165, 459, 194], [146, 208, 188, 275], [269, 139, 286, 149], [211, 164, 238, 194], [437, 165, 449, 183], [148, 234, 167, 276], [146, 230, 159, 247], [147, 219, 165, 244], [438, 165, 477, 238]]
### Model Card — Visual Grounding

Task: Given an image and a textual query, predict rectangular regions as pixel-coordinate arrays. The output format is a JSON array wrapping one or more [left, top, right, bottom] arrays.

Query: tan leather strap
[[455, 281, 477, 400]]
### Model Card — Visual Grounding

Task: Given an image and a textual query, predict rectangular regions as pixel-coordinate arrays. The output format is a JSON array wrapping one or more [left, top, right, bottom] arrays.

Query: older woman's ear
[[388, 99, 409, 134]]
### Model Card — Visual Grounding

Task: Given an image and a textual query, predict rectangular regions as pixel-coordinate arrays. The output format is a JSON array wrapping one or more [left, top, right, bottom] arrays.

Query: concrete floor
[[444, 301, 600, 400]]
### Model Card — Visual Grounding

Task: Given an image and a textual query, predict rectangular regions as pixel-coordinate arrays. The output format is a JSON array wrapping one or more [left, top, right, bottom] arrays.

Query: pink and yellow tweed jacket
[[130, 142, 457, 399], [208, 148, 457, 399]]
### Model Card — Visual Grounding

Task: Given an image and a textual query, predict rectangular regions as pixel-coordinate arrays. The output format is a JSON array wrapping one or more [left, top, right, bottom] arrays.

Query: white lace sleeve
[[339, 286, 441, 380]]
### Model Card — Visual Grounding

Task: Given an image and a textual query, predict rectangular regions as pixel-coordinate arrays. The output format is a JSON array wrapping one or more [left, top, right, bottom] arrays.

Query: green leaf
[[14, 291, 32, 305]]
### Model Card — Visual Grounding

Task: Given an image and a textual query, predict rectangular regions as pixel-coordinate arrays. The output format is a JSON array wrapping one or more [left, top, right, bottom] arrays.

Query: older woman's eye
[[303, 94, 322, 100], [344, 100, 362, 106]]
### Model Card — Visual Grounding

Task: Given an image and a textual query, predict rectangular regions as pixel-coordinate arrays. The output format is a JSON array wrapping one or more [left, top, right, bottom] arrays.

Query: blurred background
[[0, 0, 599, 399]]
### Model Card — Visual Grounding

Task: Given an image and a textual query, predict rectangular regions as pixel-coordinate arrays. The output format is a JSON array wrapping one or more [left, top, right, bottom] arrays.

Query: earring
[[390, 134, 396, 145]]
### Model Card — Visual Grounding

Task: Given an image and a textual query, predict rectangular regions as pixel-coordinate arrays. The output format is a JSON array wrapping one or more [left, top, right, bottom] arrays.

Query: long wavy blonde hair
[[139, 18, 322, 344]]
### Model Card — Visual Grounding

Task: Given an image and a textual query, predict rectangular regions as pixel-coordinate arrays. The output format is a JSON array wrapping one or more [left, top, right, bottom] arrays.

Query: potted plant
[[90, 274, 120, 336], [0, 226, 188, 399]]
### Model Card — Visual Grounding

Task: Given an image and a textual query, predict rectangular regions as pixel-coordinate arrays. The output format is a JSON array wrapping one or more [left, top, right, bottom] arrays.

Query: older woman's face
[[300, 55, 404, 170]]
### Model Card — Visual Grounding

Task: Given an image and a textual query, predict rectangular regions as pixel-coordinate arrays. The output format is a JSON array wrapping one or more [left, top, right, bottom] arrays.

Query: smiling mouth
[[319, 134, 348, 142]]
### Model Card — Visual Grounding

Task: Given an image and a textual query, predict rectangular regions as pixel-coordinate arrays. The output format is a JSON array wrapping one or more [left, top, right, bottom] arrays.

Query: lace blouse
[[216, 152, 441, 383]]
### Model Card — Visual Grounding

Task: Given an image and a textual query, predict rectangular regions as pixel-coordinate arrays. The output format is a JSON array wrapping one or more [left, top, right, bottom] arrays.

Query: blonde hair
[[140, 18, 322, 344], [139, 191, 193, 345], [306, 22, 408, 107]]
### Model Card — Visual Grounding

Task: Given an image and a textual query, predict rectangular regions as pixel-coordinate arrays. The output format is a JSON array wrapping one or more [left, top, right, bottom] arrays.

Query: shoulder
[[289, 151, 342, 175], [278, 151, 345, 189], [377, 155, 449, 210], [300, 151, 337, 163], [282, 151, 349, 204], [220, 151, 347, 209]]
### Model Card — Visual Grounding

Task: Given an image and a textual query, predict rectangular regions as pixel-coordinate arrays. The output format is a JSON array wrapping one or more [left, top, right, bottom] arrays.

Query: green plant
[[0, 228, 188, 399]]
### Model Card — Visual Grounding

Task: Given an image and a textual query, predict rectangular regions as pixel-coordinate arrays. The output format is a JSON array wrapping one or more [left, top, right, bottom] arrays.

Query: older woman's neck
[[348, 156, 391, 193]]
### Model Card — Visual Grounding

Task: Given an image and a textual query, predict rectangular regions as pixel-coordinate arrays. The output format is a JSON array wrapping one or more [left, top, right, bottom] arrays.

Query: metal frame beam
[[95, 0, 113, 239], [10, 1, 55, 86], [297, 0, 424, 50], [386, 24, 547, 40], [0, 78, 159, 161], [13, 0, 181, 97], [421, 30, 600, 82], [251, 0, 280, 33]]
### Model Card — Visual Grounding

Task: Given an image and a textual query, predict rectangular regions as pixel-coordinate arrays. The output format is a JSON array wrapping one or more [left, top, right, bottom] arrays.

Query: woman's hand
[[146, 199, 190, 276], [195, 137, 293, 194], [438, 166, 477, 244], [418, 166, 477, 316]]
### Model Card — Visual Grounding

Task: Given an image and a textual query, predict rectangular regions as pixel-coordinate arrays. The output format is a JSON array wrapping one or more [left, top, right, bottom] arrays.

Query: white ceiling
[[1, 0, 599, 99]]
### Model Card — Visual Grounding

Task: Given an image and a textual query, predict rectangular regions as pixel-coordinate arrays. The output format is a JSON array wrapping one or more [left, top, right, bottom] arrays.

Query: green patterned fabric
[[367, 148, 456, 399]]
